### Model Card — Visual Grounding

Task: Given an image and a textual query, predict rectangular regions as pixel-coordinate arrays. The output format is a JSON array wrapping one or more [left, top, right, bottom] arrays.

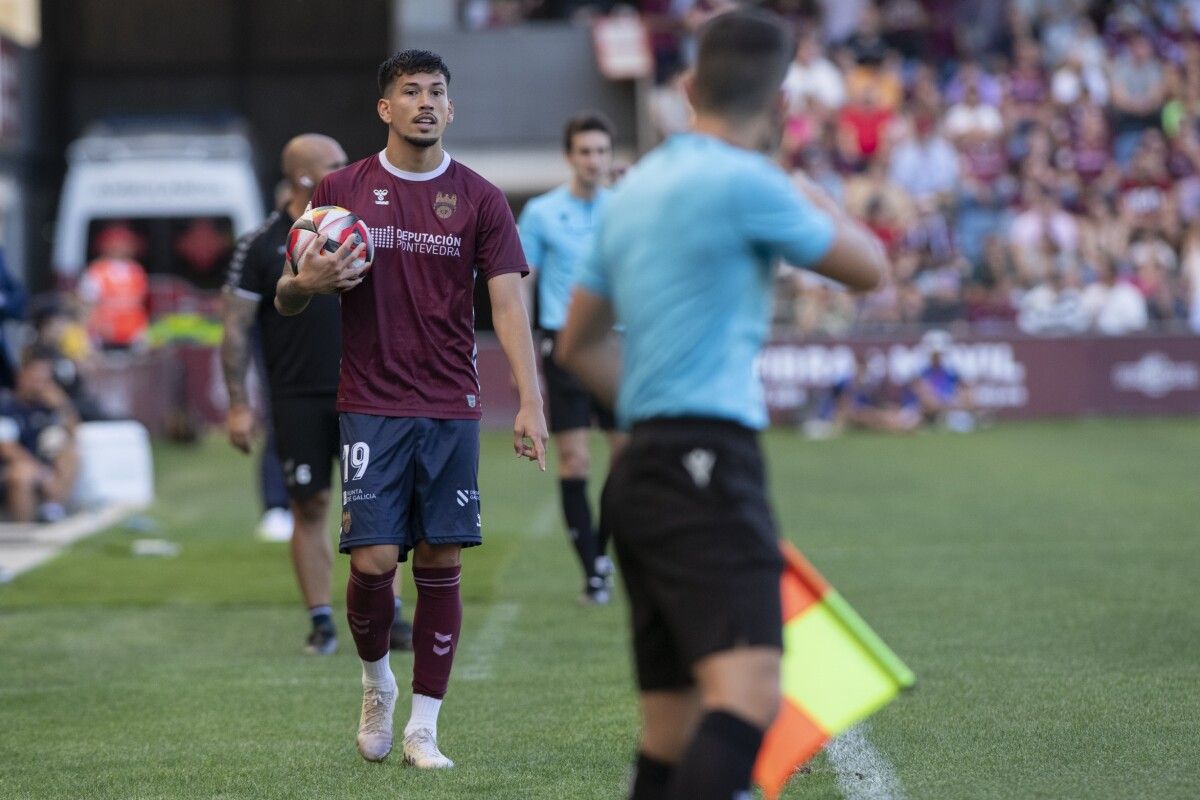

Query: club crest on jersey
[[373, 188, 389, 205], [434, 192, 457, 219], [341, 510, 352, 534]]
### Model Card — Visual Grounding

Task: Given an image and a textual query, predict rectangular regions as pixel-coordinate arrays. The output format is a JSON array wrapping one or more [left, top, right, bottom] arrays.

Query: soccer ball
[[286, 205, 374, 275]]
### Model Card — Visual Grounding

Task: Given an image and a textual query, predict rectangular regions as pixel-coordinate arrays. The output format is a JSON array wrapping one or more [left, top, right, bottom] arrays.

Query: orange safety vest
[[81, 258, 149, 346]]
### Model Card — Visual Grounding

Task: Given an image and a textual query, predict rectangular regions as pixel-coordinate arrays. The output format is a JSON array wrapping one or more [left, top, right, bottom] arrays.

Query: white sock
[[405, 693, 443, 737], [361, 654, 394, 689]]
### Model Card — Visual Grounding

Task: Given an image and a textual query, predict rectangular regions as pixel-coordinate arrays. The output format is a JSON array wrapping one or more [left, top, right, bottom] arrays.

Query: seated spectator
[[1110, 33, 1169, 163], [1183, 221, 1200, 332], [945, 84, 1005, 141], [837, 83, 895, 171], [1067, 106, 1119, 192], [810, 353, 920, 436], [965, 235, 1020, 325], [0, 241, 28, 390], [1080, 259, 1149, 335], [29, 301, 108, 422], [1050, 54, 1109, 107], [845, 155, 913, 231], [889, 109, 959, 204], [783, 31, 845, 114], [903, 330, 977, 430], [1119, 135, 1178, 240], [1005, 38, 1049, 127], [1009, 183, 1080, 284], [945, 61, 1004, 108], [1129, 230, 1184, 322], [1017, 265, 1089, 334], [0, 348, 80, 522], [878, 0, 930, 60]]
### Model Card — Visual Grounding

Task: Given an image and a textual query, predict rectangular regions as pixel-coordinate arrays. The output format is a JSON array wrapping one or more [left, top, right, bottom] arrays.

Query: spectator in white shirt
[[782, 32, 846, 113], [889, 110, 959, 203]]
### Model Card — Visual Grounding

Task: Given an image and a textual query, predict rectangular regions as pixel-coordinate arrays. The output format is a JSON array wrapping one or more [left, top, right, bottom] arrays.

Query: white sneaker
[[594, 555, 615, 589], [403, 728, 455, 769], [255, 508, 293, 542], [356, 681, 397, 762]]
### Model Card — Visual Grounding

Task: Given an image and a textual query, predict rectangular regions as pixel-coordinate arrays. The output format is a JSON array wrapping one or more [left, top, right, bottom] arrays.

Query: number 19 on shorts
[[342, 442, 370, 482]]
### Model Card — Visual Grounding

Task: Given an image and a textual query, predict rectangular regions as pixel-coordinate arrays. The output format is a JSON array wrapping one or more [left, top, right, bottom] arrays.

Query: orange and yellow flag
[[754, 542, 915, 799]]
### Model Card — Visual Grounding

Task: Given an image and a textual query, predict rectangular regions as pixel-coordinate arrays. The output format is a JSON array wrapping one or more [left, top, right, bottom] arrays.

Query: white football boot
[[403, 728, 455, 769], [356, 679, 397, 762]]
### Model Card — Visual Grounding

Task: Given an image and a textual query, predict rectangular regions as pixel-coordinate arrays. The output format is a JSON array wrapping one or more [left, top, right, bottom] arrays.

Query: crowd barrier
[[86, 333, 1200, 435]]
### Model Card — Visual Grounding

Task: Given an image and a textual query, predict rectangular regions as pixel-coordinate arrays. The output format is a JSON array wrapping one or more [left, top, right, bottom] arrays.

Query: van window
[[86, 216, 236, 291]]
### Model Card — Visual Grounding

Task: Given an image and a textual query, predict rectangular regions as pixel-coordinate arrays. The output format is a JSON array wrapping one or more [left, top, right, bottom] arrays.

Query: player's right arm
[[220, 290, 258, 453], [274, 235, 368, 316]]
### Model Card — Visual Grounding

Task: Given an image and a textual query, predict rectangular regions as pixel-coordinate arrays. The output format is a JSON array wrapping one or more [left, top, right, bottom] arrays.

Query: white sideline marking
[[528, 497, 558, 539], [457, 602, 520, 681], [0, 504, 139, 581], [824, 724, 907, 800]]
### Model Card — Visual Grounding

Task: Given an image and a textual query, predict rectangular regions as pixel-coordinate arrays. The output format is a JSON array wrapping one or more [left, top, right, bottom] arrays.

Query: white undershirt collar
[[377, 149, 451, 181]]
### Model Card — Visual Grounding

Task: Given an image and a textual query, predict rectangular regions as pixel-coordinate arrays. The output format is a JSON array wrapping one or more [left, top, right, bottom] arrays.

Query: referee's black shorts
[[270, 394, 339, 500], [601, 416, 783, 691], [541, 332, 616, 434]]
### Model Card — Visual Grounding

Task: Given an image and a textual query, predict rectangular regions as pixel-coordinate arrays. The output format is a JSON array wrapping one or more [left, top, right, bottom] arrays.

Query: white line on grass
[[528, 496, 558, 539], [824, 724, 907, 800], [457, 601, 521, 681], [0, 504, 138, 581]]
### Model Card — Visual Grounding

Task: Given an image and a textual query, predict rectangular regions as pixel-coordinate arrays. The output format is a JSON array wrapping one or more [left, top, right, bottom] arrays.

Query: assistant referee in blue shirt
[[557, 9, 886, 799]]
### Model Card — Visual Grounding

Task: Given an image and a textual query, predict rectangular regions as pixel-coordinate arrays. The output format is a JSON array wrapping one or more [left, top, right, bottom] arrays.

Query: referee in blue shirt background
[[558, 9, 886, 800], [519, 112, 626, 605]]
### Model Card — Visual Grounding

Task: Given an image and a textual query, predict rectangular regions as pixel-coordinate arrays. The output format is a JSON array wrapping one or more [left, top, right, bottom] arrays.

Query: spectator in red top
[[837, 83, 895, 171], [1119, 134, 1178, 239]]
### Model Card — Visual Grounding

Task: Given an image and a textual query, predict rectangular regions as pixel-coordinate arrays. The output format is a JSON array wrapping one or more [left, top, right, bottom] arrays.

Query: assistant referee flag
[[754, 542, 916, 799]]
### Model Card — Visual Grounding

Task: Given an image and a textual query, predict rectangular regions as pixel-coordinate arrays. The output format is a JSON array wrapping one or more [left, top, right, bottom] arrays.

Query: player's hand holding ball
[[287, 206, 374, 294]]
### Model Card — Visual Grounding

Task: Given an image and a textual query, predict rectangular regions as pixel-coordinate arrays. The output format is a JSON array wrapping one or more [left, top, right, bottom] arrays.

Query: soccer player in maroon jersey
[[274, 49, 548, 769]]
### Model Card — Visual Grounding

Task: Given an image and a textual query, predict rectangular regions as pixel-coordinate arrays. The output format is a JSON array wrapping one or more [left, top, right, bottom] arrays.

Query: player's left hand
[[513, 403, 548, 471]]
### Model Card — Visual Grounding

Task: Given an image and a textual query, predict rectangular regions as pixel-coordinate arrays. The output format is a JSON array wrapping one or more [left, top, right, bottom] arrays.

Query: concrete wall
[[397, 22, 635, 152]]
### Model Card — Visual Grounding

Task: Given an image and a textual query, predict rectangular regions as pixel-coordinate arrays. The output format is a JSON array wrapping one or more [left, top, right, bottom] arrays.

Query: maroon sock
[[411, 565, 462, 699], [346, 565, 396, 662]]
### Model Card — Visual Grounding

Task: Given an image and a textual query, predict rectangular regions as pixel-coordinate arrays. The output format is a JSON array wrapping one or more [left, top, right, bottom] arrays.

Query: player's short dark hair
[[378, 49, 451, 96], [692, 9, 796, 117], [562, 111, 615, 153]]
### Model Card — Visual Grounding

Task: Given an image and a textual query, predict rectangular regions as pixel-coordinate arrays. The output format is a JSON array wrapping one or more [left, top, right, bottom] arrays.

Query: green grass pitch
[[1, 419, 1197, 799]]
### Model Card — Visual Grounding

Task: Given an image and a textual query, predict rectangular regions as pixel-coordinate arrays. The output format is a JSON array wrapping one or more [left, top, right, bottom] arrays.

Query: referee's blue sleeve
[[738, 166, 836, 269], [516, 203, 545, 269]]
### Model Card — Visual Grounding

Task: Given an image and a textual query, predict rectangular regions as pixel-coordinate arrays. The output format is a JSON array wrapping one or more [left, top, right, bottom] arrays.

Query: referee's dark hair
[[692, 8, 796, 117], [378, 49, 452, 96], [563, 111, 615, 153]]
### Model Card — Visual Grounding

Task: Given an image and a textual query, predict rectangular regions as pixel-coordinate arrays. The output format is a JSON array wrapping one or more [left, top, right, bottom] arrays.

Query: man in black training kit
[[222, 134, 412, 654], [518, 112, 625, 604], [559, 9, 884, 800]]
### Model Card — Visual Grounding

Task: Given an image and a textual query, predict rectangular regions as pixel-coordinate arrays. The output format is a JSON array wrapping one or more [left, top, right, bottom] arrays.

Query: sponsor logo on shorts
[[683, 448, 716, 489], [455, 488, 481, 507]]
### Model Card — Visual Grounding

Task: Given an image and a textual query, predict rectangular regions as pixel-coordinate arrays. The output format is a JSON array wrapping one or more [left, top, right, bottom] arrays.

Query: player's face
[[566, 131, 613, 189], [379, 72, 454, 149]]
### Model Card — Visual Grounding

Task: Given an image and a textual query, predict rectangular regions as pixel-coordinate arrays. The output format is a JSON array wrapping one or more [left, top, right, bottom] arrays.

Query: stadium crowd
[[475, 0, 1200, 337]]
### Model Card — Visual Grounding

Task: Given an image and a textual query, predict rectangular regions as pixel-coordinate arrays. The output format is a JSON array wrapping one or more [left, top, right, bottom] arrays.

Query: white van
[[52, 121, 264, 290]]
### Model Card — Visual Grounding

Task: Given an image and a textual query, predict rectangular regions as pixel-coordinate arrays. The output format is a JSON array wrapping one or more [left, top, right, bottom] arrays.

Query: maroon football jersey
[[311, 151, 528, 419]]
